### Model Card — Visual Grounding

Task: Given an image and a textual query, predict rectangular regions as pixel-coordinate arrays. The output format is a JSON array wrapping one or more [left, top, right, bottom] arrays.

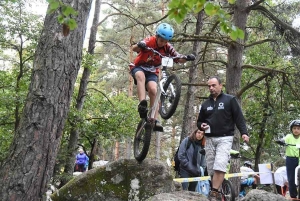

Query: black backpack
[[173, 138, 192, 173]]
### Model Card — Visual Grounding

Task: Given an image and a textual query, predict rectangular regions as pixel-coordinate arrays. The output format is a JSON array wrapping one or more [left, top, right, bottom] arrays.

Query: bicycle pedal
[[153, 122, 164, 132]]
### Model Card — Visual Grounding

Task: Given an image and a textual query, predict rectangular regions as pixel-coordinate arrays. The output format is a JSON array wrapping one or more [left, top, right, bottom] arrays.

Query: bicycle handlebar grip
[[186, 54, 195, 61], [137, 41, 146, 49], [275, 139, 285, 145]]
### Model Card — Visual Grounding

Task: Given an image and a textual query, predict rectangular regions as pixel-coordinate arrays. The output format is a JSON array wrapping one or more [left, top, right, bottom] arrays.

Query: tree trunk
[[64, 0, 101, 176], [181, 11, 204, 142], [0, 0, 92, 200], [226, 0, 251, 197]]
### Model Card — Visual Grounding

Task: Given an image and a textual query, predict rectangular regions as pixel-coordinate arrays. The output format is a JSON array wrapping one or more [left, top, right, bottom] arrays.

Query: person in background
[[75, 148, 89, 172], [130, 22, 194, 132], [178, 129, 206, 191], [274, 166, 288, 196], [197, 76, 249, 201], [239, 161, 260, 198], [284, 120, 300, 199]]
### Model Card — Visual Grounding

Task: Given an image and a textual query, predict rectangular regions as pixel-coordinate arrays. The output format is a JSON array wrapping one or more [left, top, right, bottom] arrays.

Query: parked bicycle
[[133, 47, 195, 162], [275, 139, 300, 199]]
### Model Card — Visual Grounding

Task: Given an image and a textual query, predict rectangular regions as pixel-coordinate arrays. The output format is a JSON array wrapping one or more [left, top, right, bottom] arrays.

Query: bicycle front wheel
[[221, 179, 235, 201], [159, 74, 181, 120], [133, 119, 153, 162]]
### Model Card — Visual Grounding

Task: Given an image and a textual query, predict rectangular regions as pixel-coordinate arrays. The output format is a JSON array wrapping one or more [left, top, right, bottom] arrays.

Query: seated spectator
[[274, 166, 288, 196], [239, 161, 260, 198]]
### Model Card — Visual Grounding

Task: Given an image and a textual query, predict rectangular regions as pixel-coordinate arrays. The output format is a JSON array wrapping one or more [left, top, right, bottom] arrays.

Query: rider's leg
[[286, 156, 298, 198], [146, 78, 163, 132], [134, 71, 147, 101]]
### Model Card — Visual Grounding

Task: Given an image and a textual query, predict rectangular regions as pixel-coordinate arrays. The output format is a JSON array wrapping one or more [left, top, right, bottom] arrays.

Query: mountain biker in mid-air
[[130, 22, 194, 132]]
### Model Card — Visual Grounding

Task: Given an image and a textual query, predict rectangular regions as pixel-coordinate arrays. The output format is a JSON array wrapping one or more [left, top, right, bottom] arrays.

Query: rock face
[[241, 189, 288, 201], [146, 191, 208, 201], [51, 159, 289, 201], [51, 159, 175, 201]]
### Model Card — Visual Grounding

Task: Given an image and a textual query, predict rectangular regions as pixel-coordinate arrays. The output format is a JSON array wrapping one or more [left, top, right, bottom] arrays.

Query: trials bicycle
[[133, 47, 195, 162]]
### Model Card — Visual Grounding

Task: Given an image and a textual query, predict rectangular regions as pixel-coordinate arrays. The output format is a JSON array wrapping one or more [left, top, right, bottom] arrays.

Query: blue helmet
[[289, 119, 300, 131], [155, 23, 174, 41]]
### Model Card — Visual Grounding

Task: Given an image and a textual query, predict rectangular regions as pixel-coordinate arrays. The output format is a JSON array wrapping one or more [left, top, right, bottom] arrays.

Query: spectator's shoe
[[208, 190, 221, 201], [138, 100, 148, 118], [153, 120, 163, 132]]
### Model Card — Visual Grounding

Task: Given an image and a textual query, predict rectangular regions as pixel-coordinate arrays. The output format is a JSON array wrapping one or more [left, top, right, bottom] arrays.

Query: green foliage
[[0, 0, 43, 161], [167, 0, 244, 40], [46, 0, 78, 30]]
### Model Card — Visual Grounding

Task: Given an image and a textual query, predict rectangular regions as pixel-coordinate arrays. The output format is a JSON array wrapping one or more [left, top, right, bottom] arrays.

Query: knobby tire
[[159, 74, 181, 120], [221, 179, 235, 201], [133, 119, 152, 162]]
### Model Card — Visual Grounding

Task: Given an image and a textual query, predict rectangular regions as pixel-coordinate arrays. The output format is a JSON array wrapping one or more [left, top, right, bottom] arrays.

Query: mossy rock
[[51, 159, 174, 201]]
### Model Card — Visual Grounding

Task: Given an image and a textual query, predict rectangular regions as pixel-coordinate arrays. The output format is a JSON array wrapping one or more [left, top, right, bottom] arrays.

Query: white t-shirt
[[240, 166, 254, 180], [274, 166, 288, 187]]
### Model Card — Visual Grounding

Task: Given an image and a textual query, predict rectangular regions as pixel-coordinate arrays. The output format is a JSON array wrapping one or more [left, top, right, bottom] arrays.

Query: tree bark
[[0, 0, 92, 200], [180, 11, 204, 142], [63, 0, 102, 177], [226, 0, 251, 197]]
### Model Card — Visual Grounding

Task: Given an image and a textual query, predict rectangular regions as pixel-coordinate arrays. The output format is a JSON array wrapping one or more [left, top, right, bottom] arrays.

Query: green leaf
[[168, 0, 181, 9], [50, 1, 60, 10], [204, 3, 219, 16], [230, 30, 238, 41], [228, 0, 236, 4], [194, 0, 206, 13], [57, 14, 64, 24], [204, 3, 214, 16], [237, 28, 245, 39], [68, 19, 77, 30], [220, 22, 230, 33]]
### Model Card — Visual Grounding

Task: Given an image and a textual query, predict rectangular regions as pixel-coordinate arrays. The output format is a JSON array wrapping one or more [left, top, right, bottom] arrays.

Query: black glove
[[137, 41, 146, 49], [186, 54, 195, 61], [275, 139, 285, 146]]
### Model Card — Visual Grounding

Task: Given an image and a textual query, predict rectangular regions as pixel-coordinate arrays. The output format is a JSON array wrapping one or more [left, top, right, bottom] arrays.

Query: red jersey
[[130, 36, 180, 75]]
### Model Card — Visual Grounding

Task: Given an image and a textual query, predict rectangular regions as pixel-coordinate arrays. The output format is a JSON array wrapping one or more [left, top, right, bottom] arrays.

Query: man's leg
[[211, 170, 225, 191], [212, 136, 233, 190]]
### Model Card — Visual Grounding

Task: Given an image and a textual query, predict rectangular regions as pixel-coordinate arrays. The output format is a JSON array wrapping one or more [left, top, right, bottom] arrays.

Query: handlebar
[[275, 139, 300, 148], [145, 47, 195, 61]]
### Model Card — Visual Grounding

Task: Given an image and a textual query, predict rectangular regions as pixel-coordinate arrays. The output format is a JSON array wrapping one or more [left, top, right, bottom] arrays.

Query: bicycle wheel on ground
[[133, 119, 153, 162], [221, 179, 235, 201], [159, 74, 181, 120]]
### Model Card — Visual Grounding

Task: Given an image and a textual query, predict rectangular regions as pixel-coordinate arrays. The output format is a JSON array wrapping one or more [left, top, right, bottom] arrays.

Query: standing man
[[197, 76, 249, 201]]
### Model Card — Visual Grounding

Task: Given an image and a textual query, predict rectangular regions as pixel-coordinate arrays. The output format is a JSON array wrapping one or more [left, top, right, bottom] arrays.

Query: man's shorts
[[131, 67, 158, 85], [205, 136, 234, 175]]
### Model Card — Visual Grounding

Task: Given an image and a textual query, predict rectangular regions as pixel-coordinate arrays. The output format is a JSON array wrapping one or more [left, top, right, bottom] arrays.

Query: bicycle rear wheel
[[159, 74, 181, 120], [221, 179, 235, 201], [133, 119, 153, 162]]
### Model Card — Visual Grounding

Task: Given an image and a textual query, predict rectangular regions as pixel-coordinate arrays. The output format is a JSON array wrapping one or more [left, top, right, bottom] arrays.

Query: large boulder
[[51, 159, 175, 201], [50, 158, 289, 201], [241, 189, 288, 201]]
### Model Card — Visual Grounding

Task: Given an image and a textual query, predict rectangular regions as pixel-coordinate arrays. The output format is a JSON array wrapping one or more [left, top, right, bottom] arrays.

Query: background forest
[[1, 0, 300, 199]]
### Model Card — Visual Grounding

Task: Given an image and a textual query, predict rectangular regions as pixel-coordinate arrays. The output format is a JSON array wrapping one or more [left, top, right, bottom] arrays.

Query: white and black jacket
[[197, 92, 248, 137]]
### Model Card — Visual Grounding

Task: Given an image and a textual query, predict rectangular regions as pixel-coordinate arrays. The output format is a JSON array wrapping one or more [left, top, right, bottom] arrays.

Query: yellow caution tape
[[173, 171, 273, 183]]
